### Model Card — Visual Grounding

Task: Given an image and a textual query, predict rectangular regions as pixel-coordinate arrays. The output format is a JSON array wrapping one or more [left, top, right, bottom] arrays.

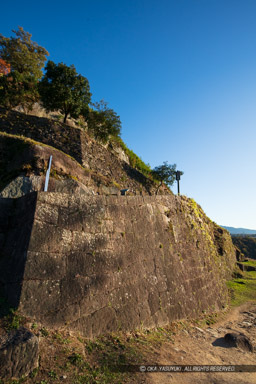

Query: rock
[[50, 178, 95, 195], [0, 176, 42, 198], [100, 185, 119, 195], [206, 328, 219, 337], [0, 175, 95, 198], [237, 262, 245, 271], [111, 145, 130, 164], [241, 321, 253, 327], [242, 311, 254, 317], [235, 247, 245, 262], [0, 327, 39, 379], [224, 332, 254, 352]]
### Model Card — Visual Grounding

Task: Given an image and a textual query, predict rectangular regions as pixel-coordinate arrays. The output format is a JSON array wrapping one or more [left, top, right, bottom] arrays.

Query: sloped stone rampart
[[0, 193, 236, 337], [0, 108, 160, 195]]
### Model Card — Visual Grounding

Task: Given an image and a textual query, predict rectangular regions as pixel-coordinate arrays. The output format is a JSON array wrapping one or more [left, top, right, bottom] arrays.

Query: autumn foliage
[[0, 58, 10, 76], [0, 27, 48, 110]]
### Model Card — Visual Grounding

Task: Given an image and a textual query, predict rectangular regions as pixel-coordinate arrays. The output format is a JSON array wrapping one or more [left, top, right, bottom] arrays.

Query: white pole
[[44, 155, 52, 192]]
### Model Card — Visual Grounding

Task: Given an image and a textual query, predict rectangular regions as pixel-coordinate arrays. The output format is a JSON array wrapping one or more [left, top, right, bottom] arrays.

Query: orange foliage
[[0, 58, 11, 75]]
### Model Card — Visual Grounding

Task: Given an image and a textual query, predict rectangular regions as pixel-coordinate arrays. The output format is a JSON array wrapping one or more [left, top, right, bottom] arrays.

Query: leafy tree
[[86, 100, 121, 143], [0, 27, 49, 79], [0, 72, 38, 110], [0, 27, 49, 110], [39, 61, 91, 123], [151, 161, 182, 194]]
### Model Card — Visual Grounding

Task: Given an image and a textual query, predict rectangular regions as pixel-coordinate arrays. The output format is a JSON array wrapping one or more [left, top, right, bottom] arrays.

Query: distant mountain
[[220, 226, 256, 235]]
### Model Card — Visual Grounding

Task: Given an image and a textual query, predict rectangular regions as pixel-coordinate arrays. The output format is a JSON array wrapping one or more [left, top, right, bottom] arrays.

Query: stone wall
[[0, 108, 158, 195], [0, 192, 236, 337]]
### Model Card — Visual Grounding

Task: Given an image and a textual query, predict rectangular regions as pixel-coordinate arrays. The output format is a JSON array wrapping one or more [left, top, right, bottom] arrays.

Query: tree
[[0, 27, 49, 80], [39, 61, 91, 123], [151, 161, 181, 194], [86, 100, 121, 143], [0, 72, 38, 110], [0, 27, 49, 110]]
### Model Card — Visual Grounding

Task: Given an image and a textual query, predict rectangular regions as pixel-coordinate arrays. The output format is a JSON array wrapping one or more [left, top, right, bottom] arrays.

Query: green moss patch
[[240, 259, 256, 268]]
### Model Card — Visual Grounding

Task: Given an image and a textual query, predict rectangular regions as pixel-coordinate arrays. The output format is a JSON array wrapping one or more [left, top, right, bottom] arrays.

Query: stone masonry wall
[[0, 194, 37, 310], [0, 193, 236, 337], [0, 108, 158, 195]]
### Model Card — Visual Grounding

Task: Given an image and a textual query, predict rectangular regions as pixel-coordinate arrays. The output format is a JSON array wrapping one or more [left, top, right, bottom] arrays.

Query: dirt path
[[143, 302, 256, 384]]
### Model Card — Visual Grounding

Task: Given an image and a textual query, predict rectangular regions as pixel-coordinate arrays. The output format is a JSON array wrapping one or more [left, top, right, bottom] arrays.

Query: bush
[[86, 100, 121, 143], [110, 136, 151, 176]]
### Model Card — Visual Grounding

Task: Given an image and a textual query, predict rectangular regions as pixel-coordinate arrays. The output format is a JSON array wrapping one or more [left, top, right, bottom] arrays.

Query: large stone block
[[0, 327, 39, 379]]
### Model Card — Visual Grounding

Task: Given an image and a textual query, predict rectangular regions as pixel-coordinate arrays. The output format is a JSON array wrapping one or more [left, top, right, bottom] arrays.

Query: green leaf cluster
[[39, 61, 91, 123], [87, 100, 121, 142], [0, 27, 48, 79], [0, 27, 49, 110], [151, 161, 183, 194], [151, 161, 177, 185], [0, 71, 39, 111]]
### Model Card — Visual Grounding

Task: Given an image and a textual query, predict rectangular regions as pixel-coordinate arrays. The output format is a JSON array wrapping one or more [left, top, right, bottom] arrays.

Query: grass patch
[[110, 136, 152, 176], [2, 309, 26, 331], [240, 259, 256, 268], [226, 269, 256, 306]]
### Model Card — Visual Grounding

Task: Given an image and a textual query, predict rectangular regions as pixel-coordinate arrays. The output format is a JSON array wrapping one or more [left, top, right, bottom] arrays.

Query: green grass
[[63, 334, 143, 383], [110, 136, 152, 176], [226, 269, 256, 306], [240, 259, 256, 268], [2, 309, 26, 331]]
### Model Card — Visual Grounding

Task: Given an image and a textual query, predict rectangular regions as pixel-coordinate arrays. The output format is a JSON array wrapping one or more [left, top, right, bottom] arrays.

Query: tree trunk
[[155, 181, 162, 195], [63, 112, 69, 123]]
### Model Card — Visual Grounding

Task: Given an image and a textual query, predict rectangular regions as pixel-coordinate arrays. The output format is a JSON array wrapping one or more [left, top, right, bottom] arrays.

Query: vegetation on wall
[[110, 136, 152, 176]]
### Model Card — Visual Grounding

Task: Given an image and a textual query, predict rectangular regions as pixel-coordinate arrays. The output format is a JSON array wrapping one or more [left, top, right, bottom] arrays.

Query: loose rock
[[0, 327, 39, 379], [224, 332, 254, 352]]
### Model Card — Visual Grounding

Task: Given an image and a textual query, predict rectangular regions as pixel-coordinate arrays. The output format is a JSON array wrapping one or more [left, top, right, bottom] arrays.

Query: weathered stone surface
[[0, 108, 170, 196], [0, 327, 39, 379], [224, 332, 254, 352], [0, 175, 95, 198], [0, 176, 42, 198], [0, 193, 237, 337]]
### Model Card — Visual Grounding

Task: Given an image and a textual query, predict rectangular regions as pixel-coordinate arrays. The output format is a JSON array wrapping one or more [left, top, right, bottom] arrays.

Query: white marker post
[[44, 155, 52, 192]]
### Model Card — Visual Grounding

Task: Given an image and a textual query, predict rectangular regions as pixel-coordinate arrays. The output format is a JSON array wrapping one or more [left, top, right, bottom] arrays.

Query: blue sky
[[1, 0, 256, 229]]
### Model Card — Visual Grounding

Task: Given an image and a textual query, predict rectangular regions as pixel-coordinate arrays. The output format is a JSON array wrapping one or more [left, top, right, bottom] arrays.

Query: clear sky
[[1, 0, 256, 229]]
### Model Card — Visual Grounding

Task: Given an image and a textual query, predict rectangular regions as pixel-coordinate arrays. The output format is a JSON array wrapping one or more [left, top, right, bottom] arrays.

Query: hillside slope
[[221, 225, 256, 235]]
